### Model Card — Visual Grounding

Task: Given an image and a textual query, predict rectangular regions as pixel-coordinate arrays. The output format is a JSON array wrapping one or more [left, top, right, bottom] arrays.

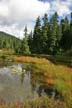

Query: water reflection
[[0, 63, 56, 102], [21, 67, 25, 84], [0, 64, 33, 102], [21, 72, 24, 84]]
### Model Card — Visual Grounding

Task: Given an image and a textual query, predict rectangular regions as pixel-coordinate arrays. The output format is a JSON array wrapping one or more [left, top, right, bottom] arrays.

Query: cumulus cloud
[[9, 0, 50, 21], [0, 0, 50, 38], [0, 0, 71, 38], [0, 0, 50, 23], [50, 0, 71, 16], [0, 2, 8, 17]]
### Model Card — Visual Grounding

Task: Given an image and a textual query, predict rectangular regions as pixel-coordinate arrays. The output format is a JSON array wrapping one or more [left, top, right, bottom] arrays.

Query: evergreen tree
[[70, 12, 72, 29], [61, 16, 70, 50], [24, 26, 27, 37], [41, 13, 49, 53], [60, 19, 64, 33], [64, 16, 70, 32], [28, 31, 33, 53], [20, 26, 31, 55], [68, 12, 72, 54], [56, 24, 62, 53], [49, 12, 58, 54], [32, 16, 42, 53], [70, 12, 72, 44]]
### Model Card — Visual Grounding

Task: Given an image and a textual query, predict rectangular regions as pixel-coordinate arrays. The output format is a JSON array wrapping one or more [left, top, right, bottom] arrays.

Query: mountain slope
[[0, 31, 21, 53]]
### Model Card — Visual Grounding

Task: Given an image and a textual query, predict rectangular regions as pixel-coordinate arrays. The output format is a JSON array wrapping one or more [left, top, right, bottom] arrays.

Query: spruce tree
[[20, 26, 31, 55], [56, 24, 62, 53], [28, 31, 33, 53], [61, 16, 70, 50], [49, 12, 58, 54], [32, 16, 42, 53], [41, 13, 49, 53], [68, 12, 72, 54]]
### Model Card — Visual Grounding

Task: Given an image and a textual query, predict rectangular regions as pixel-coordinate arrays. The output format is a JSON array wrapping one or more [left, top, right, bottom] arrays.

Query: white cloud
[[0, 3, 9, 17], [0, 0, 50, 22], [0, 0, 71, 38], [9, 0, 50, 21], [50, 0, 71, 16], [0, 0, 50, 38]]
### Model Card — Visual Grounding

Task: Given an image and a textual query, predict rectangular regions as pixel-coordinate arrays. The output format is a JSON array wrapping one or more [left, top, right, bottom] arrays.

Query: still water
[[0, 63, 48, 102]]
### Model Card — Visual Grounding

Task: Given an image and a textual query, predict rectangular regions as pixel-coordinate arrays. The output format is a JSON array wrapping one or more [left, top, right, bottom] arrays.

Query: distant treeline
[[0, 12, 72, 55], [0, 32, 21, 54]]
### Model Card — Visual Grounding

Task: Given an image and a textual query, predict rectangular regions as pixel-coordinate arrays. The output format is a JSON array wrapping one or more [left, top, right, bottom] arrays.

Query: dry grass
[[0, 97, 67, 108], [13, 56, 49, 63], [0, 49, 14, 55]]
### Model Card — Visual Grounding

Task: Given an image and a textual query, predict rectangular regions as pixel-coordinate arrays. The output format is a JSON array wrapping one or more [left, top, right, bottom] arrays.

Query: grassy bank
[[29, 54, 72, 67], [0, 97, 67, 108]]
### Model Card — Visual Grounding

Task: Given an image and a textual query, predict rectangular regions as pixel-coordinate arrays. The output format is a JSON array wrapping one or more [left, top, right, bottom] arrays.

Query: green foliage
[[56, 24, 62, 52], [31, 12, 72, 55], [0, 31, 21, 54], [20, 37, 31, 55], [61, 16, 71, 50], [28, 31, 33, 52], [41, 13, 49, 53], [32, 16, 42, 53], [49, 12, 58, 54], [20, 26, 31, 55]]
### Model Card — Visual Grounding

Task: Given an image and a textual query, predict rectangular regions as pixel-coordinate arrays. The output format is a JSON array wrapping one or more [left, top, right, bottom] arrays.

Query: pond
[[0, 62, 56, 103]]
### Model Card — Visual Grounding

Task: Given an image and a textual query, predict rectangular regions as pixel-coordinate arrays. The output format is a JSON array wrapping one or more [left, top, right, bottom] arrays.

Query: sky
[[0, 0, 72, 39]]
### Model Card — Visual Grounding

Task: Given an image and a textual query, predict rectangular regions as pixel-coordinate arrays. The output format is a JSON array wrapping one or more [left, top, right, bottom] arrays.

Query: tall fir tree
[[56, 24, 62, 53], [70, 12, 72, 29], [61, 16, 70, 50], [70, 12, 72, 43], [69, 12, 72, 53], [20, 26, 31, 55], [41, 13, 49, 53], [28, 31, 33, 53], [32, 16, 42, 53], [49, 12, 58, 54]]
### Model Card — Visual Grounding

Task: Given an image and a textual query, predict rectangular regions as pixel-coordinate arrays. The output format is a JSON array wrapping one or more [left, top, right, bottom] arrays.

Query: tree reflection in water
[[21, 66, 31, 85]]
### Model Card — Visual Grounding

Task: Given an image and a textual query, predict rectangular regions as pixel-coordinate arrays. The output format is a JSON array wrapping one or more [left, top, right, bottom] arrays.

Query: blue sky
[[0, 0, 72, 38]]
